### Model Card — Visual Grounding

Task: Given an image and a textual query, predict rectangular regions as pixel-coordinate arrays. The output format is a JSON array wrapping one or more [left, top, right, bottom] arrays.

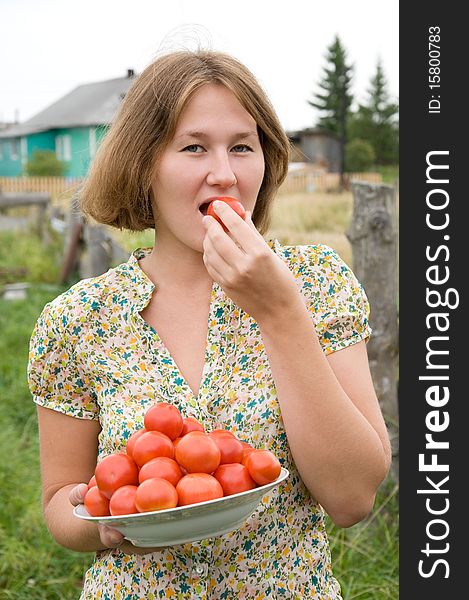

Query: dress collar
[[117, 239, 281, 311], [116, 247, 155, 312]]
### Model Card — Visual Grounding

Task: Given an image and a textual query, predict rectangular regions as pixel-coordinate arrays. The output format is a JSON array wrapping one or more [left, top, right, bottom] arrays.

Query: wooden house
[[0, 70, 135, 177], [287, 127, 341, 172]]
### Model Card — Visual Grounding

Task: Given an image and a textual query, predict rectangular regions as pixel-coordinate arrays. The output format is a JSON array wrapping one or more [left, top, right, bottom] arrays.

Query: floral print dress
[[28, 239, 372, 599]]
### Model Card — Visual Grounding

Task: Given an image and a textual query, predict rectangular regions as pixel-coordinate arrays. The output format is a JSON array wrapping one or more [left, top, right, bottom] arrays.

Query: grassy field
[[0, 190, 398, 598]]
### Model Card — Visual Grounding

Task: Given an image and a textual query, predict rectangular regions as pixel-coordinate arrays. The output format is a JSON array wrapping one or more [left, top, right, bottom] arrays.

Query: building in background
[[287, 128, 341, 172], [0, 70, 135, 177]]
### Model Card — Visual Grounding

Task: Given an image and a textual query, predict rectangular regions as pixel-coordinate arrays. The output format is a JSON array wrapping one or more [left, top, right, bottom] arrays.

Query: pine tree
[[308, 35, 353, 188], [348, 60, 399, 165]]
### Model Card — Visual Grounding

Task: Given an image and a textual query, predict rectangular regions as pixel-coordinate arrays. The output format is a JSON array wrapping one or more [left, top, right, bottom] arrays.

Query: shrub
[[24, 150, 69, 176], [345, 139, 376, 172]]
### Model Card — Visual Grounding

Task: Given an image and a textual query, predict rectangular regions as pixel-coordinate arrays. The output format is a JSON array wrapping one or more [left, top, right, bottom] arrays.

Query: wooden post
[[59, 204, 84, 283], [80, 224, 112, 279], [346, 181, 399, 479]]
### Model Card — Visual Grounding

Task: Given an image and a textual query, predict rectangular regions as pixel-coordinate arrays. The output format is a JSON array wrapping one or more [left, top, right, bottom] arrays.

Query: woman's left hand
[[202, 200, 303, 323]]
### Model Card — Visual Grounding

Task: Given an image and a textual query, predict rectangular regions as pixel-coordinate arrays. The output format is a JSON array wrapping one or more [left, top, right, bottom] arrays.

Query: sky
[[0, 0, 398, 132]]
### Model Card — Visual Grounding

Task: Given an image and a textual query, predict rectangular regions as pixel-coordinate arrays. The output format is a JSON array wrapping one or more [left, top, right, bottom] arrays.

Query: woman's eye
[[231, 144, 253, 153], [182, 144, 204, 153]]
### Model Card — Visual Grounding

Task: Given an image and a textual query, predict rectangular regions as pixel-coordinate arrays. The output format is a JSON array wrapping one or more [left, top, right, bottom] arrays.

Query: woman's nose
[[206, 152, 237, 188]]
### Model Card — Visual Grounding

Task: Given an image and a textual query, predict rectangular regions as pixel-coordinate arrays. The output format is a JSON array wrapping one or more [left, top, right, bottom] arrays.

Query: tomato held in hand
[[144, 402, 184, 440], [176, 473, 224, 506], [135, 477, 178, 512], [84, 485, 110, 516], [138, 456, 183, 487], [109, 485, 138, 516], [208, 432, 244, 464], [132, 430, 175, 467], [207, 197, 246, 232], [214, 463, 257, 496], [94, 453, 139, 499], [244, 450, 281, 486], [175, 431, 221, 474]]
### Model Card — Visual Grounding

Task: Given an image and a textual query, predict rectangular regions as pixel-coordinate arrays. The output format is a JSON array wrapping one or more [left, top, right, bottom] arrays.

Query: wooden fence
[[278, 171, 382, 195], [0, 172, 383, 202], [0, 177, 82, 204]]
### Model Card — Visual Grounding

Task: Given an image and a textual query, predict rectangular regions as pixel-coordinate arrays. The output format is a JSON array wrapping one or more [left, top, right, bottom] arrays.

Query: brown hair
[[79, 50, 291, 234]]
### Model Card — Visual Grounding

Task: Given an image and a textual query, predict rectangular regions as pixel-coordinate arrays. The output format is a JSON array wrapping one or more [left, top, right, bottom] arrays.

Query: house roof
[[0, 73, 135, 139], [287, 127, 339, 140]]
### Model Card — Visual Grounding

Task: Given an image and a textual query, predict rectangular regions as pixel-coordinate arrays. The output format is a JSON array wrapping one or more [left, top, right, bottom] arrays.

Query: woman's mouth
[[198, 202, 211, 216]]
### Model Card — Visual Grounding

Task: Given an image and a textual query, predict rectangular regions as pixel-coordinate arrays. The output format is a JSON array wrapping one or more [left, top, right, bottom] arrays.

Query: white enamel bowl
[[74, 467, 289, 547]]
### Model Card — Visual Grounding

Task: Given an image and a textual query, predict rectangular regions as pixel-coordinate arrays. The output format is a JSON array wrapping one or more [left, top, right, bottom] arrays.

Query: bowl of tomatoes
[[74, 402, 289, 547], [74, 467, 289, 547]]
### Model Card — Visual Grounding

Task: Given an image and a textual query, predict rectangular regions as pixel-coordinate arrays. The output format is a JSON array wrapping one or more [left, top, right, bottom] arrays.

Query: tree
[[24, 150, 69, 176], [308, 35, 354, 188], [348, 60, 399, 165]]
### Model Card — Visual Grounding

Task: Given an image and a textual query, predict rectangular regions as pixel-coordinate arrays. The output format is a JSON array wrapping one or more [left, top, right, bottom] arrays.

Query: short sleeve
[[27, 299, 99, 420], [297, 244, 372, 355]]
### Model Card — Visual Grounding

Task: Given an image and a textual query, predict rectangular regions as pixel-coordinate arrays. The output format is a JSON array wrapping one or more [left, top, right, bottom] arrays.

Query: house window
[[55, 134, 72, 161], [10, 139, 19, 160], [55, 136, 62, 159], [63, 135, 71, 161], [20, 138, 28, 165]]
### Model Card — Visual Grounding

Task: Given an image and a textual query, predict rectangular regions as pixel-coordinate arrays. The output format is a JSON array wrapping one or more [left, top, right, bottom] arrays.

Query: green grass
[[0, 286, 95, 599], [0, 214, 398, 598], [267, 191, 354, 265], [374, 165, 399, 186], [0, 224, 64, 287], [327, 481, 399, 598]]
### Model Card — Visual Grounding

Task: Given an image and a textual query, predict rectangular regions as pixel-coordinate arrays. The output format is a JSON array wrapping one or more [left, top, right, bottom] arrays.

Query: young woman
[[29, 50, 391, 599]]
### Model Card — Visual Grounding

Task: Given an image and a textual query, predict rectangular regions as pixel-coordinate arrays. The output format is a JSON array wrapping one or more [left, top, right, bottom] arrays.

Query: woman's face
[[151, 83, 265, 253]]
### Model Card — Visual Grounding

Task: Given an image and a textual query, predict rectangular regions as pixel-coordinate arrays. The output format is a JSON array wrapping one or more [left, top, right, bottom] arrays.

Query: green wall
[[0, 126, 110, 177], [0, 138, 22, 176]]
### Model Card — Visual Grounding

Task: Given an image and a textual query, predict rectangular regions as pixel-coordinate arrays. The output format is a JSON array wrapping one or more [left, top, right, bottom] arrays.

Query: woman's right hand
[[69, 483, 168, 555]]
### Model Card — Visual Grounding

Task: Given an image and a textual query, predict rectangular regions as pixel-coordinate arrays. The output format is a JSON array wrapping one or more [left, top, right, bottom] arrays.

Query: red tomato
[[209, 428, 235, 438], [139, 456, 183, 487], [176, 473, 224, 506], [135, 477, 178, 512], [94, 453, 139, 499], [207, 197, 246, 232], [214, 463, 257, 496], [175, 431, 221, 474], [208, 432, 244, 464], [109, 485, 138, 516], [239, 440, 254, 448], [144, 402, 183, 440], [181, 416, 205, 436], [84, 485, 110, 516], [126, 428, 146, 458], [132, 430, 175, 467], [241, 444, 257, 465], [244, 450, 281, 486], [87, 475, 97, 490]]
